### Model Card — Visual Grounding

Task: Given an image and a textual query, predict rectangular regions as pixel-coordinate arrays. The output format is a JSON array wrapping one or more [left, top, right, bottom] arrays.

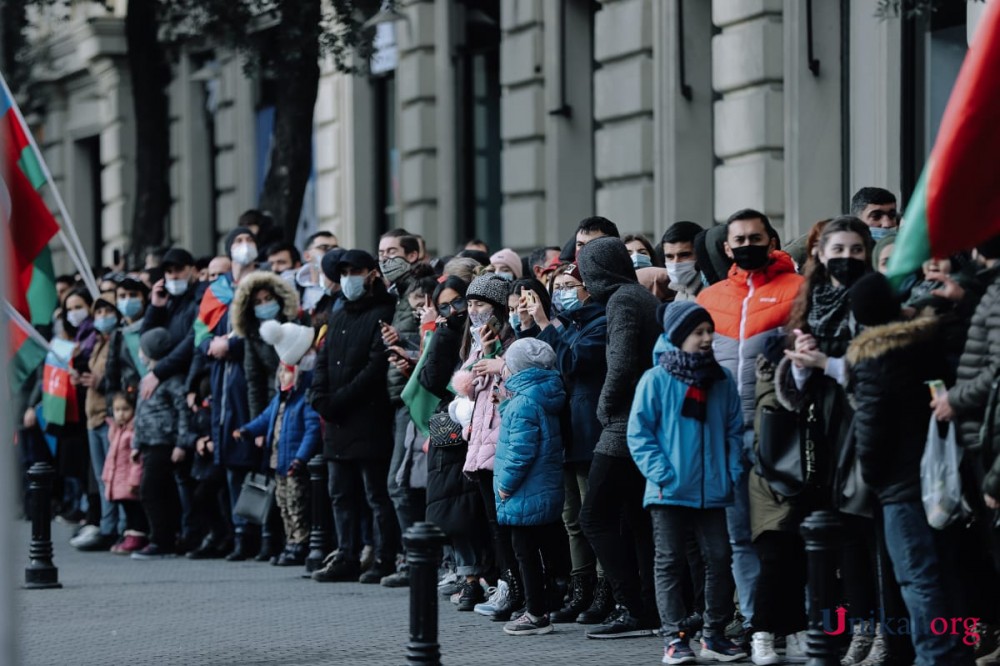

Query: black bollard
[[800, 510, 841, 666], [24, 462, 61, 590], [303, 454, 332, 575], [403, 522, 447, 666]]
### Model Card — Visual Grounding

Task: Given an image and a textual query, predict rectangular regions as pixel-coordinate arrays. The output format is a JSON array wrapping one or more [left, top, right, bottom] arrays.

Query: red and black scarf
[[658, 350, 726, 421]]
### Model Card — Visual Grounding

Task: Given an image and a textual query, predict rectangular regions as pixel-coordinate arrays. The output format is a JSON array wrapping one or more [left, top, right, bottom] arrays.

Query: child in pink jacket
[[103, 392, 148, 554]]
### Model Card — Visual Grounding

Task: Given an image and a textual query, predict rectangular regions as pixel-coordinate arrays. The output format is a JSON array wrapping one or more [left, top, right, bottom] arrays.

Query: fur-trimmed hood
[[230, 270, 300, 338], [846, 314, 939, 366]]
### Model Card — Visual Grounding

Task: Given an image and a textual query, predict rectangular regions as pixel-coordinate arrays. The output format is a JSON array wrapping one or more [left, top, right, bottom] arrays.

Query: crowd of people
[[15, 194, 1000, 665]]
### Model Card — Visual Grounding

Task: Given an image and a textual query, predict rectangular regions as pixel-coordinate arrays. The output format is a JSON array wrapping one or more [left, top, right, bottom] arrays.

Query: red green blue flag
[[41, 338, 78, 426], [887, 1, 1000, 283], [194, 274, 234, 346]]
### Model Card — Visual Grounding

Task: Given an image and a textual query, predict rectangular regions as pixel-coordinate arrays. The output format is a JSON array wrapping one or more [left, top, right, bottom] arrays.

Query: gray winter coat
[[133, 374, 191, 449], [577, 237, 661, 458], [387, 273, 420, 405], [951, 265, 1000, 450]]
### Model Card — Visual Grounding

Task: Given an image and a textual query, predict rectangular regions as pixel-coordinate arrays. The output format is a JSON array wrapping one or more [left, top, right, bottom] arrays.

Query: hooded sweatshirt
[[577, 237, 661, 458]]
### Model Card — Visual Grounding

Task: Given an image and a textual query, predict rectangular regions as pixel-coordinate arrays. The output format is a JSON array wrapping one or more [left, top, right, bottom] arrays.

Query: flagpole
[[2, 301, 52, 353], [0, 72, 99, 299]]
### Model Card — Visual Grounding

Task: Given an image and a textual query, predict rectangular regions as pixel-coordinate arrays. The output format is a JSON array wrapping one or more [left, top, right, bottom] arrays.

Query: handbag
[[921, 417, 964, 530], [233, 472, 276, 525], [756, 402, 817, 498], [428, 411, 464, 448], [834, 421, 875, 519]]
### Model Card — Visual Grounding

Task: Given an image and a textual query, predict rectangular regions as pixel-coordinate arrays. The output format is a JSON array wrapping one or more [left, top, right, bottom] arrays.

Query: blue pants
[[725, 429, 760, 628], [881, 501, 967, 666]]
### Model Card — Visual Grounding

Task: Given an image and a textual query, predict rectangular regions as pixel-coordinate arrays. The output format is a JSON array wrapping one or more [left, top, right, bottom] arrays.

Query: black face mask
[[446, 311, 468, 330], [731, 244, 771, 272], [825, 257, 868, 288]]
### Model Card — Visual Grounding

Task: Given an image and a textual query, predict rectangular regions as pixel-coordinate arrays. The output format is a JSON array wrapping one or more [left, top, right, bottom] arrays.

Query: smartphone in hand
[[485, 316, 502, 339]]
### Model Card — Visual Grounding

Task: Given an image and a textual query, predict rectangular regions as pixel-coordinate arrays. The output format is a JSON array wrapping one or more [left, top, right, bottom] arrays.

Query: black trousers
[[140, 446, 180, 548], [510, 523, 566, 616], [580, 453, 656, 619], [328, 458, 399, 565], [752, 530, 807, 636], [121, 500, 148, 533], [476, 471, 517, 577]]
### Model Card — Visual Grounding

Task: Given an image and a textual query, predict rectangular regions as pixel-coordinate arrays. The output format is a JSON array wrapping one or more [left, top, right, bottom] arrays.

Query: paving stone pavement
[[16, 522, 756, 665]]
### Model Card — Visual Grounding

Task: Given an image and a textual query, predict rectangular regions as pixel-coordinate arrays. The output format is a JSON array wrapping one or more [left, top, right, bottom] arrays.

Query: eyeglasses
[[553, 283, 583, 292], [437, 297, 468, 316]]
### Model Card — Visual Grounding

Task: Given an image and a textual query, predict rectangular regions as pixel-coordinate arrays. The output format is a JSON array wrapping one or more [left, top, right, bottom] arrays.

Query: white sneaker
[[751, 631, 780, 666], [785, 631, 808, 661], [474, 579, 509, 616], [69, 524, 100, 547], [437, 571, 459, 588]]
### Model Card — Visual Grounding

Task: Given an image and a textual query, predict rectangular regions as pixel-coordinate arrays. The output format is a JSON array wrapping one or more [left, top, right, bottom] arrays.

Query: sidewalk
[[15, 521, 753, 665]]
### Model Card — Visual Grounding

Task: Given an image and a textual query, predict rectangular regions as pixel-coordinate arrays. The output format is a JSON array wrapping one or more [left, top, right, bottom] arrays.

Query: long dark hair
[[510, 277, 551, 318], [786, 216, 873, 338]]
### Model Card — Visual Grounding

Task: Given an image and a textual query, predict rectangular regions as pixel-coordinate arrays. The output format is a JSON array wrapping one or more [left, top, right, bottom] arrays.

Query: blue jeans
[[226, 467, 250, 532], [725, 429, 760, 628], [882, 501, 967, 666], [87, 425, 121, 536]]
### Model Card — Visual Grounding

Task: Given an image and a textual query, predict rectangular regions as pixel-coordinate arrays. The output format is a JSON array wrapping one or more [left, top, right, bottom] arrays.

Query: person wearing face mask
[[104, 278, 151, 398], [297, 231, 339, 317], [73, 296, 124, 551], [661, 222, 706, 302], [749, 216, 877, 665], [309, 249, 398, 583], [489, 248, 524, 283], [309, 248, 347, 336], [515, 264, 611, 625], [140, 247, 198, 404], [695, 208, 803, 649], [850, 187, 899, 243]]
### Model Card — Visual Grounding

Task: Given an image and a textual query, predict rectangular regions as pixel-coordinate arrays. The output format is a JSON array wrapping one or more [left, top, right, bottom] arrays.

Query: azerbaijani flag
[[41, 338, 78, 426], [887, 1, 1000, 283], [2, 85, 60, 325], [194, 273, 234, 346]]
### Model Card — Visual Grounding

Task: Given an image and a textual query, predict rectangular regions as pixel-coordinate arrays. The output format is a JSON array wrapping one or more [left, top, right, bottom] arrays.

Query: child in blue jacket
[[493, 338, 566, 637], [627, 301, 745, 664], [236, 321, 319, 566]]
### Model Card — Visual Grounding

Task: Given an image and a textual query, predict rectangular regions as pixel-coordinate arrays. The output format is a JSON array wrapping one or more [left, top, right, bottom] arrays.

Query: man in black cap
[[309, 249, 399, 583], [140, 247, 197, 401]]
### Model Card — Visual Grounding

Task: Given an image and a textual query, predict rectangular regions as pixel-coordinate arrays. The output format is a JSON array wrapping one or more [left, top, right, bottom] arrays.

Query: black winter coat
[[847, 315, 945, 504], [141, 289, 196, 382], [951, 265, 1000, 449], [309, 285, 396, 460], [418, 323, 463, 401]]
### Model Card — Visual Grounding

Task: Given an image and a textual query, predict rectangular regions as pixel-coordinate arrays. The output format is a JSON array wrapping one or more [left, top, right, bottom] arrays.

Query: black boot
[[255, 536, 279, 563], [551, 573, 595, 623], [225, 533, 250, 562], [576, 576, 613, 624], [491, 571, 525, 622]]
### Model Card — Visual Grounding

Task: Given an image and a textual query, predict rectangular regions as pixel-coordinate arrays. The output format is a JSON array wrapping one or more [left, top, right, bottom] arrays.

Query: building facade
[[25, 0, 986, 269]]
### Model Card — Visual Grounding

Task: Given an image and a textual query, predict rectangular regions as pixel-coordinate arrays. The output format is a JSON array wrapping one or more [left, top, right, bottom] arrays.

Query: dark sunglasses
[[437, 297, 468, 316]]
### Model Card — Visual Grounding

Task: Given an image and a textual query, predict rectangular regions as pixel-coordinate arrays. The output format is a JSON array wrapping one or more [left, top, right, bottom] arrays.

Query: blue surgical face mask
[[631, 253, 653, 270], [341, 275, 367, 301], [509, 312, 521, 330], [556, 289, 581, 314], [254, 301, 281, 321], [117, 298, 143, 320], [495, 271, 515, 282], [869, 227, 894, 242], [93, 315, 118, 333]]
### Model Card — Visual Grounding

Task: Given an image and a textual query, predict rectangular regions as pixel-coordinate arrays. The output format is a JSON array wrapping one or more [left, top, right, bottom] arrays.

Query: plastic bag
[[920, 418, 963, 530]]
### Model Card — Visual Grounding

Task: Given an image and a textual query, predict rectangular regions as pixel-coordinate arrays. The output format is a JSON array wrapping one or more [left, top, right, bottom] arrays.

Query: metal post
[[403, 522, 447, 666], [800, 510, 841, 665], [24, 462, 61, 590], [303, 454, 331, 574]]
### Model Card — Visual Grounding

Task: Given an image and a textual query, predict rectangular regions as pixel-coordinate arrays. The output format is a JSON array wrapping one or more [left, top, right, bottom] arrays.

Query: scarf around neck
[[808, 282, 854, 351], [658, 349, 726, 421]]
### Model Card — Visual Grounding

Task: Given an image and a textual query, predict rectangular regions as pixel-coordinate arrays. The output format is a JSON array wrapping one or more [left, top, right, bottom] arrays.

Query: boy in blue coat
[[627, 301, 746, 664], [236, 321, 320, 566], [493, 338, 567, 636]]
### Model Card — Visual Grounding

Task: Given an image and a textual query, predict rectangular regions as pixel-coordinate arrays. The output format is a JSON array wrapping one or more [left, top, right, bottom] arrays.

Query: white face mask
[[231, 243, 257, 266], [66, 308, 88, 328], [666, 260, 699, 288], [165, 278, 189, 296]]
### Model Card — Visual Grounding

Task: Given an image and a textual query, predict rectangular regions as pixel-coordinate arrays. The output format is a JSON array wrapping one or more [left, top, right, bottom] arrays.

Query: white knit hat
[[259, 320, 315, 366]]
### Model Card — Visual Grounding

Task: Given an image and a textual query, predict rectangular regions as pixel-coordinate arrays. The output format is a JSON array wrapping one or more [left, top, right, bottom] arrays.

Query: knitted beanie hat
[[466, 274, 510, 311], [224, 226, 256, 255], [260, 320, 316, 366], [139, 328, 172, 361], [660, 300, 713, 348], [505, 338, 557, 375], [489, 248, 523, 278]]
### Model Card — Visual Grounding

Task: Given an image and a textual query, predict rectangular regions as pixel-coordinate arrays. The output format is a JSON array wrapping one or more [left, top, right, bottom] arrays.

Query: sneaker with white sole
[[503, 612, 553, 636], [663, 638, 697, 664], [475, 580, 509, 616], [751, 631, 780, 666], [785, 631, 808, 661], [700, 635, 748, 662], [69, 524, 100, 547]]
